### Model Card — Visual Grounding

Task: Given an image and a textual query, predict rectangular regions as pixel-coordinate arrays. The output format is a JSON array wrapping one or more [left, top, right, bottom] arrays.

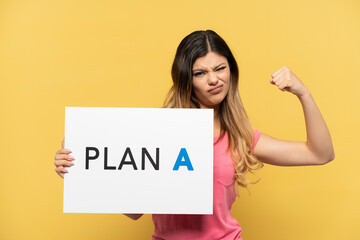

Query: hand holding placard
[[54, 139, 74, 178]]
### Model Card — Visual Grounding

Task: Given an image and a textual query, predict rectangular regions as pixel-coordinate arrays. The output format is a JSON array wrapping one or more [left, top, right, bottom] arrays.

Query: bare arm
[[253, 66, 335, 166]]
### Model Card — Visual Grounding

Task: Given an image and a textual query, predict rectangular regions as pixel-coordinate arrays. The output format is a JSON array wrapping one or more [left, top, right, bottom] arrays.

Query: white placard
[[63, 107, 213, 214]]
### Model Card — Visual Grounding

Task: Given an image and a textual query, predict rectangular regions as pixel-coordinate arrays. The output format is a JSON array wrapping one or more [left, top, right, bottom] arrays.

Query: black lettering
[[118, 147, 138, 170], [142, 148, 159, 170], [85, 147, 99, 170], [104, 147, 116, 170]]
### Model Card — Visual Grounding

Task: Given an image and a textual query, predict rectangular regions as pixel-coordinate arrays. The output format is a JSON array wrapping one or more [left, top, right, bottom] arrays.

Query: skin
[[192, 51, 230, 137], [54, 51, 335, 220], [190, 52, 335, 166]]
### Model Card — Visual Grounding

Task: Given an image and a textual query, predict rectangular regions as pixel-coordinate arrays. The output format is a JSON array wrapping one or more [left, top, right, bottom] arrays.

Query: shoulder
[[252, 129, 261, 152]]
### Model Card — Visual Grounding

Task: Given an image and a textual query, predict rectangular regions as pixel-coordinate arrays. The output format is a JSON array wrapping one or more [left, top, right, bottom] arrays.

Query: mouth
[[208, 85, 223, 93]]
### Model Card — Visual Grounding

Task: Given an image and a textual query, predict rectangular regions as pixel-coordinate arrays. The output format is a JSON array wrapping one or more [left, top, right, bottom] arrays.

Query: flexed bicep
[[253, 132, 324, 166]]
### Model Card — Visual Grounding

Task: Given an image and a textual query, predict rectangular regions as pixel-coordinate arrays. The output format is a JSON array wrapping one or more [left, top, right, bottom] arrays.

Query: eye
[[216, 66, 226, 72], [193, 72, 205, 77]]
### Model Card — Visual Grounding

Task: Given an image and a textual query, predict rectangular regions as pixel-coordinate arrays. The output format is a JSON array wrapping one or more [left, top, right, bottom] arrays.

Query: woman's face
[[192, 51, 230, 109]]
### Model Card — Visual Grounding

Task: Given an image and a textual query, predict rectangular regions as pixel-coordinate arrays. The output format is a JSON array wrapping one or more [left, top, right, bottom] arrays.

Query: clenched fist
[[270, 66, 309, 97]]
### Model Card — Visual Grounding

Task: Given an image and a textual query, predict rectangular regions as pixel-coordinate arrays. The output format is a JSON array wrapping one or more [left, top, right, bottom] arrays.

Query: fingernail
[[69, 156, 74, 160], [69, 162, 74, 166]]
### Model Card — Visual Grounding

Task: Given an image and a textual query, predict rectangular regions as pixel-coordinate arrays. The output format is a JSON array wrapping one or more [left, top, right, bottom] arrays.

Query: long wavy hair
[[163, 30, 263, 193]]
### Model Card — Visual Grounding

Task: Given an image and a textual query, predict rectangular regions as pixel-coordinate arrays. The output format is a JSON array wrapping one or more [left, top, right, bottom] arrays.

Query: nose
[[207, 72, 219, 85]]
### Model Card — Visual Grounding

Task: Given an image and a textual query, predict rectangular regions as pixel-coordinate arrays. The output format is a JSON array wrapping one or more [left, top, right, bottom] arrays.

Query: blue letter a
[[173, 148, 194, 171]]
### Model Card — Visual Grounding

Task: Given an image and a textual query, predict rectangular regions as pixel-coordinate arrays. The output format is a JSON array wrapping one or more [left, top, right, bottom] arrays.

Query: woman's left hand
[[269, 66, 309, 97]]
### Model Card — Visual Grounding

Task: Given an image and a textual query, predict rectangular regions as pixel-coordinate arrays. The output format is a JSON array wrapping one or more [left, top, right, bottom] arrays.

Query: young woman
[[54, 30, 335, 239]]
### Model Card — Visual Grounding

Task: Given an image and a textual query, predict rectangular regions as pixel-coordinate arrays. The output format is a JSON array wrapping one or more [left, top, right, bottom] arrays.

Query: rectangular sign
[[63, 107, 213, 214]]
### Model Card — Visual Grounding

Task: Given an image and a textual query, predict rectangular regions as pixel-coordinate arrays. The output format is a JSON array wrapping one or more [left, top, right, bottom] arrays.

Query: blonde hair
[[164, 30, 263, 194]]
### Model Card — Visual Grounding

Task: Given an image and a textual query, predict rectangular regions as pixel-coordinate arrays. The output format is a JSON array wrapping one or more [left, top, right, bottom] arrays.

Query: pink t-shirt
[[152, 130, 261, 240]]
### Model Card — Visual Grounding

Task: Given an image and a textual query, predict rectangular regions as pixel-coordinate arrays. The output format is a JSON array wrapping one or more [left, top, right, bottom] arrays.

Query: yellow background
[[1, 0, 359, 239]]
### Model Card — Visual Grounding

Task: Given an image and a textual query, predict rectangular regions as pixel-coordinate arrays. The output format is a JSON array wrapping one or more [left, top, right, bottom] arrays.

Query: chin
[[197, 94, 227, 109], [204, 100, 224, 109], [211, 96, 226, 105]]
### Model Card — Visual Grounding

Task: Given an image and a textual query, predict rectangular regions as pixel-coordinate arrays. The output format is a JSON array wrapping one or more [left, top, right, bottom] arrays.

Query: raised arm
[[253, 66, 335, 166]]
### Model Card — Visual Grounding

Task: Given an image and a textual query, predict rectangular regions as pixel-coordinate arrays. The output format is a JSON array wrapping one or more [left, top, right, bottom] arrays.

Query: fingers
[[270, 66, 290, 83], [54, 159, 74, 167], [270, 69, 283, 84], [270, 75, 283, 87], [269, 66, 308, 96], [271, 66, 288, 78], [55, 166, 68, 179], [54, 153, 74, 161], [270, 66, 291, 90], [278, 80, 290, 91], [55, 166, 68, 174], [56, 148, 72, 155], [271, 77, 291, 91], [54, 143, 74, 178], [54, 152, 74, 166]]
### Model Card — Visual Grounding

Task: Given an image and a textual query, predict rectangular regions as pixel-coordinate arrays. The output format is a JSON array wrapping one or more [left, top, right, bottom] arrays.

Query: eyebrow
[[192, 63, 226, 72]]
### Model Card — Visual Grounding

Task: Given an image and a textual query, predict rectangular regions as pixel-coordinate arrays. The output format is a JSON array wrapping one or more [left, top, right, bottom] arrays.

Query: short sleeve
[[251, 129, 261, 152]]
